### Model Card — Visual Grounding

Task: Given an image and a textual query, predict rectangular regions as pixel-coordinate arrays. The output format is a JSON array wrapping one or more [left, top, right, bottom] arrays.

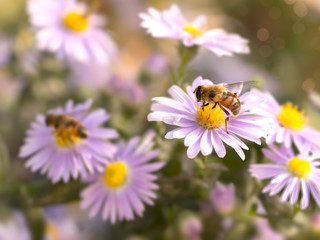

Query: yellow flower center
[[104, 161, 128, 188], [45, 223, 60, 240], [277, 102, 307, 131], [54, 128, 82, 148], [288, 157, 311, 179], [183, 24, 203, 37], [63, 12, 88, 31], [196, 104, 225, 129]]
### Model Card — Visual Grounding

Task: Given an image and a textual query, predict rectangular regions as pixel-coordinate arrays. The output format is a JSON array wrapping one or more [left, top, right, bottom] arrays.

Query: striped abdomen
[[221, 92, 241, 116]]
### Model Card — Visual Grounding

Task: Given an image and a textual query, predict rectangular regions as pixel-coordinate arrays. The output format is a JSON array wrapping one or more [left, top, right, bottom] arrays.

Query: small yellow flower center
[[183, 24, 203, 37], [288, 157, 311, 179], [196, 105, 225, 129], [45, 223, 60, 240], [63, 12, 88, 31], [277, 102, 307, 131], [104, 161, 128, 188], [54, 128, 82, 148]]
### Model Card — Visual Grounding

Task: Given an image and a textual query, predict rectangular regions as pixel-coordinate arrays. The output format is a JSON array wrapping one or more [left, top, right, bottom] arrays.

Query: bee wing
[[221, 80, 258, 96]]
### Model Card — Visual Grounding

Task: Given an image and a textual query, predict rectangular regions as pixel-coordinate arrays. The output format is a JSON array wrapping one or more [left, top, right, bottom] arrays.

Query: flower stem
[[173, 43, 198, 85]]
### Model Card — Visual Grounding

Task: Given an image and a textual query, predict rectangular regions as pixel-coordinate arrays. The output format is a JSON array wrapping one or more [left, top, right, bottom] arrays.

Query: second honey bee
[[193, 81, 256, 133], [45, 114, 88, 139]]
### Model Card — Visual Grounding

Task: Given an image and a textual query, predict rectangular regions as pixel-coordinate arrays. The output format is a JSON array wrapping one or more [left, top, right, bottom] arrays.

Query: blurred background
[[0, 0, 320, 239]]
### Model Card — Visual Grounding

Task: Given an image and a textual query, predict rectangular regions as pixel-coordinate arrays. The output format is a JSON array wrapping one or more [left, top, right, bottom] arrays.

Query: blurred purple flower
[[0, 213, 31, 240], [0, 36, 12, 67], [144, 52, 169, 76], [209, 182, 235, 215], [180, 215, 203, 240], [27, 0, 117, 63], [0, 210, 85, 240], [310, 212, 320, 232], [80, 131, 164, 223], [250, 144, 320, 210], [68, 61, 111, 89], [252, 218, 284, 240], [139, 5, 250, 56], [109, 75, 146, 103], [148, 76, 271, 159], [252, 89, 320, 150], [19, 99, 119, 183]]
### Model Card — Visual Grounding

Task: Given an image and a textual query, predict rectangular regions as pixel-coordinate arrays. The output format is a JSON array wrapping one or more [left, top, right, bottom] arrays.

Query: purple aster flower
[[249, 144, 320, 210], [0, 213, 31, 240], [139, 5, 250, 56], [209, 182, 235, 215], [179, 215, 203, 240], [148, 76, 271, 160], [27, 0, 117, 63], [252, 89, 320, 150], [80, 130, 164, 223], [19, 99, 119, 183]]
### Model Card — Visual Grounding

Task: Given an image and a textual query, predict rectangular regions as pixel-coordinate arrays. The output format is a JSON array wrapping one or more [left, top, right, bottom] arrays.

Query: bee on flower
[[27, 0, 117, 63], [19, 99, 119, 183], [148, 76, 271, 160], [139, 5, 250, 57]]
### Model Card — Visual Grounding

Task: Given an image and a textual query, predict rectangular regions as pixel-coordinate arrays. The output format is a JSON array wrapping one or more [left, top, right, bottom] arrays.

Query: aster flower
[[0, 213, 31, 240], [80, 131, 164, 223], [179, 214, 203, 240], [67, 61, 111, 89], [252, 89, 320, 150], [19, 99, 119, 183], [209, 182, 235, 215], [148, 76, 271, 160], [27, 0, 117, 63], [139, 5, 250, 56], [249, 144, 320, 210]]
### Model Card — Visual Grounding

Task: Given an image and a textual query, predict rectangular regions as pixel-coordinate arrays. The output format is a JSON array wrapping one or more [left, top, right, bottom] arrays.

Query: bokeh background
[[1, 0, 320, 239]]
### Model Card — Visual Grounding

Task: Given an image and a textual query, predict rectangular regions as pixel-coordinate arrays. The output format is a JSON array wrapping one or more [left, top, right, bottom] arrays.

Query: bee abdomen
[[230, 101, 241, 116]]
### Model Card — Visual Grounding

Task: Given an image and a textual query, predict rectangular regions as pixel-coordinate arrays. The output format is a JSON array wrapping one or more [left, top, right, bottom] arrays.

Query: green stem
[[173, 43, 198, 85]]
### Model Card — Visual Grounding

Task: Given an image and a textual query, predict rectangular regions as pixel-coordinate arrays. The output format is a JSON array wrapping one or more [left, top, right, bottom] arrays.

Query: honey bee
[[45, 114, 88, 139], [193, 81, 257, 133]]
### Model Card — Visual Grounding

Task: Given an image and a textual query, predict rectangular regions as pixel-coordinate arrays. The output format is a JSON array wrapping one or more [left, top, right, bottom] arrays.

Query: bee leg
[[201, 102, 209, 111], [207, 102, 218, 120], [217, 103, 230, 134]]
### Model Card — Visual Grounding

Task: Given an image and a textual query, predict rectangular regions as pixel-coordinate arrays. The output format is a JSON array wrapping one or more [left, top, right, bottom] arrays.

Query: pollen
[[183, 24, 203, 37], [104, 161, 128, 188], [54, 128, 82, 148], [288, 157, 311, 179], [196, 104, 225, 129], [45, 223, 60, 240], [278, 102, 307, 131], [64, 12, 88, 31]]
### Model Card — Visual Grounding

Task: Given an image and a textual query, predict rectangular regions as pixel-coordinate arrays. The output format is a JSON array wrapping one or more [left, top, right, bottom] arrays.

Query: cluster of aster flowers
[[15, 1, 320, 234]]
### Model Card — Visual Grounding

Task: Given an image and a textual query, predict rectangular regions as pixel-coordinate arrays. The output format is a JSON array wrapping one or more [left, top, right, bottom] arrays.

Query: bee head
[[45, 114, 53, 126], [194, 86, 202, 102]]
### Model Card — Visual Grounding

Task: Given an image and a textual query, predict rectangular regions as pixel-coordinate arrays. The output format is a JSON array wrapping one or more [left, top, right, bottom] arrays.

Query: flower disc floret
[[196, 105, 225, 129], [278, 102, 306, 131], [104, 161, 128, 188], [183, 24, 203, 37], [64, 12, 88, 31], [54, 127, 83, 148], [288, 157, 311, 179]]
